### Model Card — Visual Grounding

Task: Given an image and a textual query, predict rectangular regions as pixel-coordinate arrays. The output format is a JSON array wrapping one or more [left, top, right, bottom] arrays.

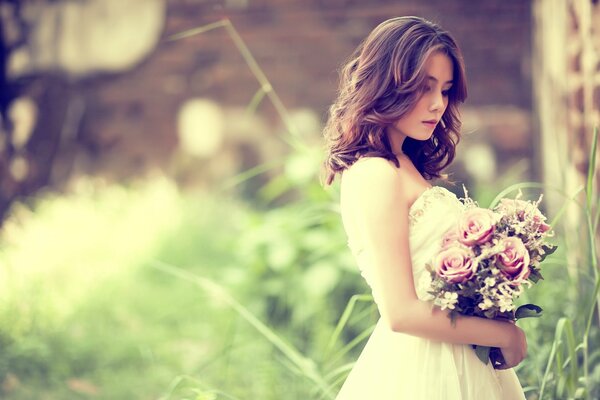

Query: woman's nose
[[429, 92, 444, 112]]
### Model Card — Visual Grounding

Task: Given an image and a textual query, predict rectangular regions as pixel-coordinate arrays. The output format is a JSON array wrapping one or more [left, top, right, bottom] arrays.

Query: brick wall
[[160, 0, 531, 110], [78, 0, 532, 174], [0, 0, 534, 220]]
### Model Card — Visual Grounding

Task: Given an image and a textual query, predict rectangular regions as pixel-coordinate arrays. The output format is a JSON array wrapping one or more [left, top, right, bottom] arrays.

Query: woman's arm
[[344, 157, 515, 349]]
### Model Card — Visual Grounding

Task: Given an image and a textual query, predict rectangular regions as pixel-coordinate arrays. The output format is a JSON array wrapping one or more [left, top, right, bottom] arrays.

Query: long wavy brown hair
[[321, 16, 467, 186]]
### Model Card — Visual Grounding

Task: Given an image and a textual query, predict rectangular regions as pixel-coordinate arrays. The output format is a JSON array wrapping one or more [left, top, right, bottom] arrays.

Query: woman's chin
[[411, 133, 435, 142]]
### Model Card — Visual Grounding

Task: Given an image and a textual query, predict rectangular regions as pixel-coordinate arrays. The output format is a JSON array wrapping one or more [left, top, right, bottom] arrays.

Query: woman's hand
[[494, 321, 527, 370]]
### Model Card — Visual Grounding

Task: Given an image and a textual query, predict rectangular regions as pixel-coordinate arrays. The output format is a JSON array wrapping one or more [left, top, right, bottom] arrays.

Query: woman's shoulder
[[342, 156, 400, 184], [344, 156, 398, 175]]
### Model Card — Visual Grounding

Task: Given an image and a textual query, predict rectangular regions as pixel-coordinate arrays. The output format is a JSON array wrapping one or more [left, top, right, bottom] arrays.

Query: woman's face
[[387, 51, 454, 147]]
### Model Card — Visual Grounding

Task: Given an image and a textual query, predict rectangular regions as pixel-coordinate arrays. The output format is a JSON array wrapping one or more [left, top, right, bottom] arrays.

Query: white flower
[[495, 283, 516, 312], [512, 285, 524, 296], [478, 297, 495, 310], [499, 298, 515, 312], [438, 291, 459, 310], [484, 277, 496, 287], [497, 282, 516, 297]]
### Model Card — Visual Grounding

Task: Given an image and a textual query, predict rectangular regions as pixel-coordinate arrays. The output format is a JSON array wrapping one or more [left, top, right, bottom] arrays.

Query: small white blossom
[[438, 291, 459, 310], [499, 298, 515, 312], [497, 282, 515, 296], [478, 297, 495, 310], [484, 277, 496, 287], [494, 282, 516, 312]]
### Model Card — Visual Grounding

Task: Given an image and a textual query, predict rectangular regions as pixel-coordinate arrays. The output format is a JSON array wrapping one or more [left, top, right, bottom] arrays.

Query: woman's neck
[[385, 128, 407, 156]]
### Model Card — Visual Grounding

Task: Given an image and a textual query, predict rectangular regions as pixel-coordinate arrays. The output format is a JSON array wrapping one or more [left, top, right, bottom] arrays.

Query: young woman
[[322, 16, 528, 399]]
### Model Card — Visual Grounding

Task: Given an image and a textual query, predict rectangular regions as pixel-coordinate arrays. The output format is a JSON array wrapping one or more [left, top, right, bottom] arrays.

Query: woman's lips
[[422, 120, 437, 127]]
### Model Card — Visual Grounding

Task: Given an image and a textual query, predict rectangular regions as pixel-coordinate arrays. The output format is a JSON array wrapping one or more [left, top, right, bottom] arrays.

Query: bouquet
[[422, 187, 557, 366]]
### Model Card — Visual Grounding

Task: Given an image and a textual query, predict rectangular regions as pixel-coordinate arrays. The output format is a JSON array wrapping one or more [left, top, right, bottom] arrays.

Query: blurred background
[[0, 0, 598, 399]]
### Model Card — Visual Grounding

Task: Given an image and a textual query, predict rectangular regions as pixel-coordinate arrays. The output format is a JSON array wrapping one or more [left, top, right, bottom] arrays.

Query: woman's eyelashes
[[421, 85, 451, 97]]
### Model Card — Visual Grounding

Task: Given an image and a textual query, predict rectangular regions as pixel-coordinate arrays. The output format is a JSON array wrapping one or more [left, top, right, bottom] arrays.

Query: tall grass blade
[[245, 86, 268, 116], [324, 363, 355, 381], [563, 318, 579, 395], [583, 126, 599, 400], [220, 157, 286, 190], [150, 260, 334, 399], [585, 127, 598, 210], [539, 317, 568, 398], [320, 372, 355, 400], [166, 20, 228, 41], [325, 324, 375, 370], [550, 186, 585, 227], [323, 294, 372, 358], [220, 19, 300, 139], [168, 18, 302, 147], [488, 182, 581, 210]]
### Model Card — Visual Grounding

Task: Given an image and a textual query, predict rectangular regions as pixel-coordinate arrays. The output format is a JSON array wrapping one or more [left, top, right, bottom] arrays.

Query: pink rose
[[457, 208, 499, 246], [434, 246, 477, 284], [496, 237, 531, 283]]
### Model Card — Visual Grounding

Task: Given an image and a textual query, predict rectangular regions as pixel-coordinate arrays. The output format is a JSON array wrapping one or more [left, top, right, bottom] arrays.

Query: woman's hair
[[321, 16, 467, 186]]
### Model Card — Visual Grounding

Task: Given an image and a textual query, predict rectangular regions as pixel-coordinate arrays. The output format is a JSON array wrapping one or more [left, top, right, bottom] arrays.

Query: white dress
[[336, 185, 527, 400]]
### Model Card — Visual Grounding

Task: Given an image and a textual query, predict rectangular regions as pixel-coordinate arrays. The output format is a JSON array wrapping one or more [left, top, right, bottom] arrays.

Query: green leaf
[[515, 303, 543, 319], [473, 345, 491, 365], [538, 244, 558, 265], [449, 311, 458, 327], [543, 244, 558, 256], [528, 269, 543, 283]]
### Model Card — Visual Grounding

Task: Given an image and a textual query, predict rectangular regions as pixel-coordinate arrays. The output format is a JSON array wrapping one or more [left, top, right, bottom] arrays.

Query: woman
[[322, 16, 528, 399]]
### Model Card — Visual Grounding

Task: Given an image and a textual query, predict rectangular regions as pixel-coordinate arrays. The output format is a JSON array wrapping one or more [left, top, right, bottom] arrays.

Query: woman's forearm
[[391, 300, 513, 348]]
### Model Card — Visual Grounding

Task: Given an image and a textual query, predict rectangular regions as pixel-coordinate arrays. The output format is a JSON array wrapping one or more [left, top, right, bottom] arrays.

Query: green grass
[[0, 158, 598, 399], [0, 175, 359, 399], [0, 177, 242, 399]]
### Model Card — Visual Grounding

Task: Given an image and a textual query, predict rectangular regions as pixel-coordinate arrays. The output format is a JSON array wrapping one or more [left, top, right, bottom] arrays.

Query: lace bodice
[[345, 186, 466, 304]]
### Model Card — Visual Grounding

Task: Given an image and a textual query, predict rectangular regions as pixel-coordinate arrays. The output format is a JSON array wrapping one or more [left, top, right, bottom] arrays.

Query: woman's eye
[[420, 86, 449, 97]]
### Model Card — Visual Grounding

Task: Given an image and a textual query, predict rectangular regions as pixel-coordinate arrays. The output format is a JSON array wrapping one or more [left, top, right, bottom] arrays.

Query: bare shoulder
[[341, 157, 410, 210], [342, 157, 401, 188]]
